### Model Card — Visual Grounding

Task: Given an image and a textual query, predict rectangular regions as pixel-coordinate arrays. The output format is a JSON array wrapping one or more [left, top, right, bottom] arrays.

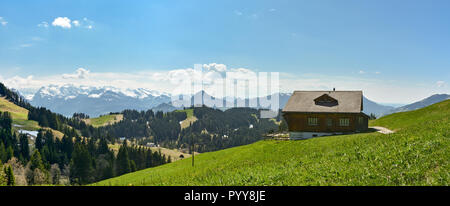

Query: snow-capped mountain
[[29, 84, 171, 117], [21, 84, 427, 118]]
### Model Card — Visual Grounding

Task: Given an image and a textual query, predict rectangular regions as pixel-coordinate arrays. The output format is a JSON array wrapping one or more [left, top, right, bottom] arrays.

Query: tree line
[[1, 82, 280, 185], [1, 82, 171, 185], [1, 110, 169, 186]]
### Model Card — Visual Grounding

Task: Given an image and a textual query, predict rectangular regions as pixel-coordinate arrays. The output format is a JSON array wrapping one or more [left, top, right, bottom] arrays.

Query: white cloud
[[44, 17, 93, 29], [436, 81, 446, 88], [73, 20, 80, 27], [0, 17, 8, 26], [52, 17, 72, 29], [2, 63, 448, 104], [31, 36, 44, 41], [19, 44, 33, 48], [0, 75, 34, 89], [234, 10, 243, 16], [250, 14, 259, 19], [358, 70, 365, 74], [83, 17, 94, 29], [37, 21, 49, 28], [62, 68, 90, 79]]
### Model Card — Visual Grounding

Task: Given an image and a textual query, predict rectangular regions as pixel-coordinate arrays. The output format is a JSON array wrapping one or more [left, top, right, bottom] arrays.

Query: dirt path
[[370, 126, 395, 134]]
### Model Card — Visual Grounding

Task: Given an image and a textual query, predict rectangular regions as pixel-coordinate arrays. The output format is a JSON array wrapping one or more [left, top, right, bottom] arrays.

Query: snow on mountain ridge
[[33, 84, 169, 100]]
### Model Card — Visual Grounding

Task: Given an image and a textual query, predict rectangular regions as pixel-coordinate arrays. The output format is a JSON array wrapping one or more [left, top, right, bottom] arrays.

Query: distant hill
[[384, 94, 449, 115], [93, 100, 449, 186], [151, 102, 180, 113], [362, 96, 395, 117]]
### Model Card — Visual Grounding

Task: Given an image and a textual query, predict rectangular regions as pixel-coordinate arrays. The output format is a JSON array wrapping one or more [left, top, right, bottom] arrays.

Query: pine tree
[[5, 165, 15, 186], [97, 138, 109, 155], [6, 146, 13, 161], [0, 142, 6, 163], [116, 142, 131, 175], [130, 160, 137, 172], [28, 150, 48, 185], [35, 131, 44, 151], [30, 150, 45, 171], [19, 134, 30, 162], [70, 143, 93, 185], [369, 113, 377, 120]]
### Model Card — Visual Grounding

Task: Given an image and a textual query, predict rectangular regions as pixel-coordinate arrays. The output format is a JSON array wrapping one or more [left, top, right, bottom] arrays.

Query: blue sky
[[0, 0, 449, 103]]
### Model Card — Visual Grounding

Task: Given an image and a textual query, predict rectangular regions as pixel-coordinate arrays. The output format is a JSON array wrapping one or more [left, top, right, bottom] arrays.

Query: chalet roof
[[282, 91, 363, 113]]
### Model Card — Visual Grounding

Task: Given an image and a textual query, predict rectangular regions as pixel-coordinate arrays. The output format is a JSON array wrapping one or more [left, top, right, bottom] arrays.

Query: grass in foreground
[[93, 101, 449, 186]]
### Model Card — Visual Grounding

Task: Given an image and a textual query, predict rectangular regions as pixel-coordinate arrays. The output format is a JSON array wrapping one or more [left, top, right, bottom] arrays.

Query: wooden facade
[[282, 91, 369, 137], [283, 112, 369, 133]]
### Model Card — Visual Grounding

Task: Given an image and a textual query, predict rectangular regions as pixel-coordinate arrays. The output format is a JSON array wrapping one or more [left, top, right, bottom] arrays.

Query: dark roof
[[282, 91, 363, 113]]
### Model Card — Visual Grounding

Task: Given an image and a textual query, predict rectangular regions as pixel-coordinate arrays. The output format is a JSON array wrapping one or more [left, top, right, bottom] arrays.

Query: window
[[358, 117, 364, 125], [339, 118, 350, 126], [327, 118, 333, 127], [314, 94, 338, 107], [308, 117, 318, 126]]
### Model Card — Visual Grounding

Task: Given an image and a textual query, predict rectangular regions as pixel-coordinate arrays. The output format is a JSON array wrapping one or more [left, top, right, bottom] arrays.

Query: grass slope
[[370, 99, 450, 130], [176, 109, 198, 129], [93, 101, 449, 186], [0, 97, 40, 130], [108, 143, 193, 161], [84, 114, 123, 128]]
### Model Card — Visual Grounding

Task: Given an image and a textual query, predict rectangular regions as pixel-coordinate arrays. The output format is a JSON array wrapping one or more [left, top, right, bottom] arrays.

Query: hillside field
[[0, 97, 67, 139], [108, 142, 194, 162], [93, 100, 449, 186], [83, 114, 124, 128], [176, 109, 198, 129], [0, 97, 40, 131]]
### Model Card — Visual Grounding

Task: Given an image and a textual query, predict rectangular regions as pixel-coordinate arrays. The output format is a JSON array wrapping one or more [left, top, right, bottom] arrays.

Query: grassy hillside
[[0, 97, 68, 139], [84, 114, 123, 127], [108, 142, 194, 161], [93, 101, 449, 186], [370, 99, 449, 130], [176, 109, 198, 129], [177, 108, 194, 118], [0, 97, 28, 119], [0, 97, 40, 130]]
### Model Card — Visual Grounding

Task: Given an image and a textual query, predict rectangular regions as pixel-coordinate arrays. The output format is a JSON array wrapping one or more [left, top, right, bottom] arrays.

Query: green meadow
[[84, 114, 123, 128], [93, 100, 448, 186], [0, 97, 40, 131]]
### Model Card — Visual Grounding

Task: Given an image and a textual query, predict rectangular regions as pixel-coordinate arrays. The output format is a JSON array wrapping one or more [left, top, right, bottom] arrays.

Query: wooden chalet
[[282, 90, 369, 139]]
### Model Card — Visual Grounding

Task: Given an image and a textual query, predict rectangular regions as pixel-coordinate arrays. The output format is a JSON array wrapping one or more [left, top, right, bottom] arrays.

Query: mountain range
[[17, 84, 449, 118], [28, 84, 171, 117]]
